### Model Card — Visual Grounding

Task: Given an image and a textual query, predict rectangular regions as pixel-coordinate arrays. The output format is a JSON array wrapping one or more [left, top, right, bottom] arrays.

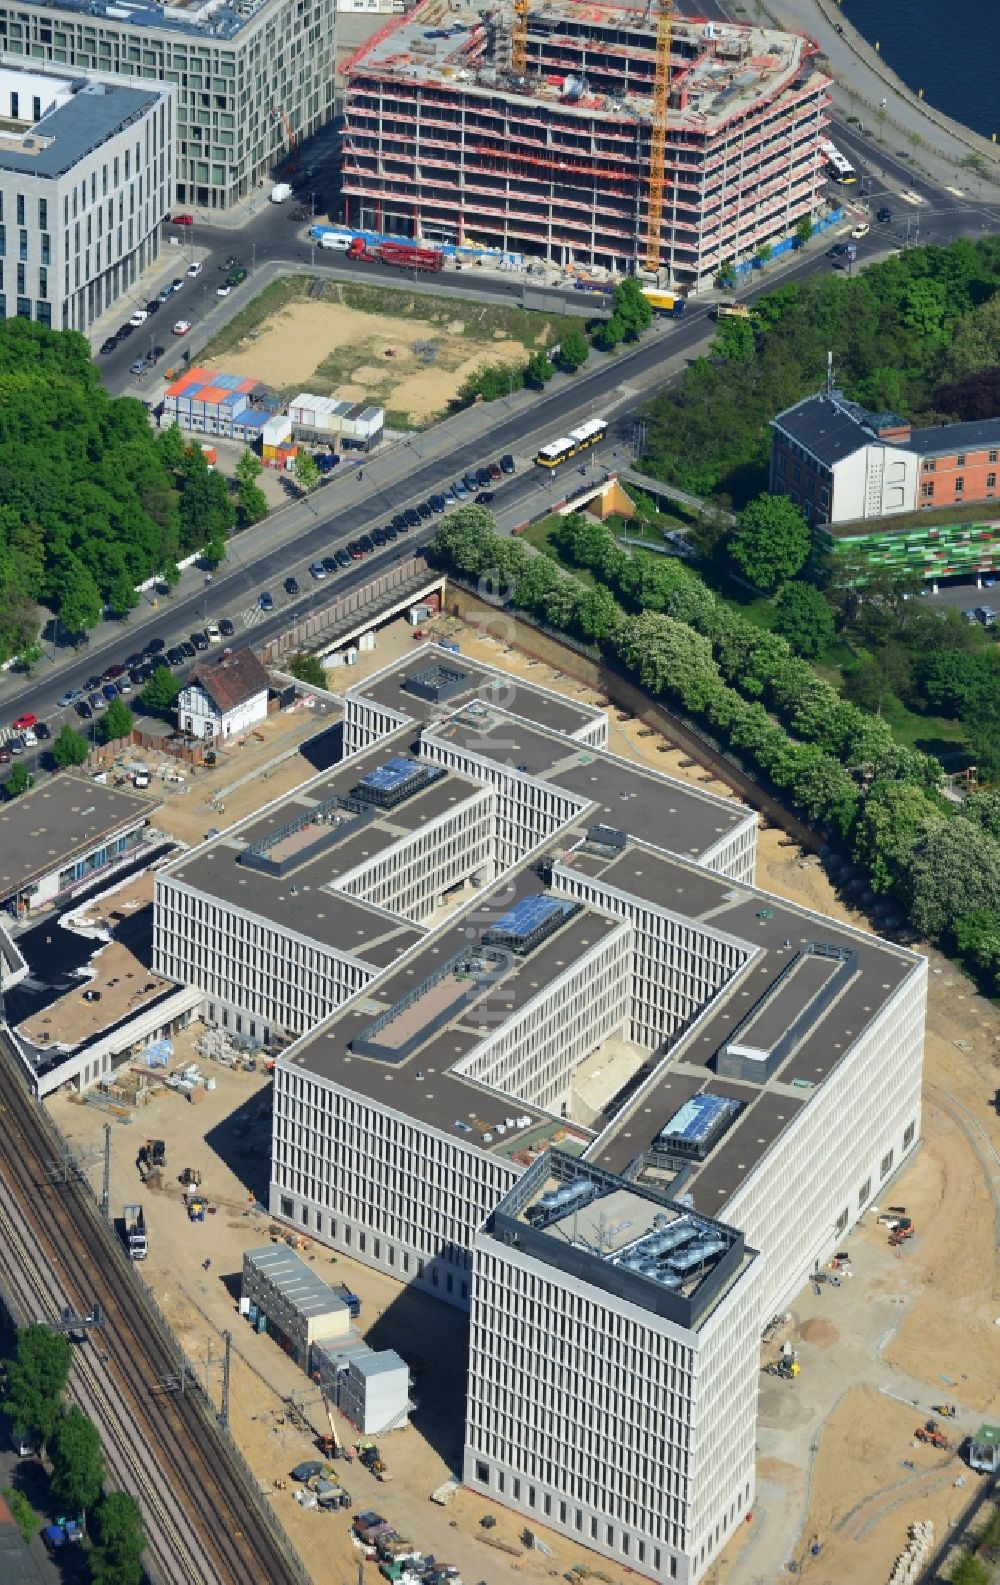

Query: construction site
[[339, 0, 831, 284]]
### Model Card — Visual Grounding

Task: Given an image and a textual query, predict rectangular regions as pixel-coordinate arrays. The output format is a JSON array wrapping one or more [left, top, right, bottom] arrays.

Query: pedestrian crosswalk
[[241, 605, 265, 629]]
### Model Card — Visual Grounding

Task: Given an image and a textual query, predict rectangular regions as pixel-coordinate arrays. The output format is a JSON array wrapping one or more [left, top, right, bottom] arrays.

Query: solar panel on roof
[[491, 894, 569, 941], [659, 1093, 738, 1146]]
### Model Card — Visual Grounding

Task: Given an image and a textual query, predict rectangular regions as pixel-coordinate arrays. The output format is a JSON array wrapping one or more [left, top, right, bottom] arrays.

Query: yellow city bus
[[535, 417, 608, 467]]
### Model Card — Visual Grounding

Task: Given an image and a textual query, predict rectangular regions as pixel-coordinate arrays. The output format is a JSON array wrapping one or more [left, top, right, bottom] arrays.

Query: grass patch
[[197, 276, 311, 363], [879, 694, 969, 763], [520, 514, 596, 585]]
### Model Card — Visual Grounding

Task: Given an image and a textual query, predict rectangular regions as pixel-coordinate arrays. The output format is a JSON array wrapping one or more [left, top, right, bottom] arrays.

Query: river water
[[839, 0, 1000, 142]]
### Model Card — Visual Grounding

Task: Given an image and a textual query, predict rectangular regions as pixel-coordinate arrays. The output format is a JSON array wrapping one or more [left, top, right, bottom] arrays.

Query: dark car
[[171, 278, 184, 293], [167, 646, 185, 666], [358, 533, 374, 553], [84, 675, 102, 692], [129, 666, 148, 686], [476, 467, 491, 488], [102, 683, 119, 702], [220, 255, 239, 271], [500, 453, 515, 474], [826, 242, 849, 259], [88, 692, 106, 712], [392, 513, 408, 532], [347, 541, 364, 560], [227, 268, 248, 286], [102, 663, 126, 681], [488, 462, 502, 480], [876, 206, 892, 223], [179, 639, 196, 659], [321, 556, 338, 574], [157, 285, 174, 304], [283, 576, 300, 596], [35, 721, 50, 741], [403, 508, 420, 528], [463, 472, 478, 492], [100, 337, 118, 355], [145, 637, 166, 655], [76, 700, 93, 720], [259, 591, 274, 611], [0, 746, 9, 764], [416, 502, 433, 520], [475, 490, 494, 504], [145, 299, 161, 315], [118, 321, 134, 338], [335, 547, 352, 568], [150, 654, 171, 670], [190, 631, 209, 651], [428, 494, 446, 513], [219, 618, 235, 637], [8, 735, 24, 755], [371, 527, 387, 546], [124, 652, 143, 669], [383, 523, 398, 541]]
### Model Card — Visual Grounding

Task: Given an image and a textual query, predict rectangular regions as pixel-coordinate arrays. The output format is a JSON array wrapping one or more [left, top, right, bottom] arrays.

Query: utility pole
[[100, 1123, 111, 1219], [220, 1329, 232, 1432]]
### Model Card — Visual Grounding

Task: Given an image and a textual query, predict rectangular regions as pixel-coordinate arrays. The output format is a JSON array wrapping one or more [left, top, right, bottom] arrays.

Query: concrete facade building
[[0, 0, 336, 213], [0, 774, 155, 915], [0, 62, 172, 331], [153, 645, 926, 1584], [341, 2, 830, 286]]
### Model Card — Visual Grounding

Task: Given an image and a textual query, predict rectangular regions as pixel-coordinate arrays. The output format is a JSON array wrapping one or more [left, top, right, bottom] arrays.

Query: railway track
[[0, 1031, 308, 1585]]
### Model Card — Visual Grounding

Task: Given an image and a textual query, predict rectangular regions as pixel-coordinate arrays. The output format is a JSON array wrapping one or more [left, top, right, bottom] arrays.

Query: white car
[[206, 621, 221, 643], [129, 309, 148, 326], [186, 260, 203, 278], [172, 319, 192, 336], [851, 222, 870, 240], [216, 283, 232, 297]]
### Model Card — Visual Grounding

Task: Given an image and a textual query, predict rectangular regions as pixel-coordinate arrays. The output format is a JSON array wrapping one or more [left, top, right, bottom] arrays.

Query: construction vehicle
[[889, 1223, 915, 1245], [317, 1391, 349, 1460], [180, 1167, 202, 1187], [138, 1139, 165, 1171], [763, 1353, 799, 1379], [915, 1423, 949, 1449], [933, 1404, 957, 1418], [346, 237, 444, 273], [187, 1197, 206, 1222], [713, 301, 754, 321], [358, 1441, 389, 1479], [122, 1204, 147, 1261]]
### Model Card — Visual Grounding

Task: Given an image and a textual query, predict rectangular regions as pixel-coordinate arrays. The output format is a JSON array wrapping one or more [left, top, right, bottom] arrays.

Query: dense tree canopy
[[727, 494, 810, 593], [3, 1324, 72, 1450]]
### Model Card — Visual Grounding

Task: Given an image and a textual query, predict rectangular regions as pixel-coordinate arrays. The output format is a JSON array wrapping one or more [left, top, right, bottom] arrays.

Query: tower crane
[[644, 0, 672, 275], [511, 0, 529, 75]]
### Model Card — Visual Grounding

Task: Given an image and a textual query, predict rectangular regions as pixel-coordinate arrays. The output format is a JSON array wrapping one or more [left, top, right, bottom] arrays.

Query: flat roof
[[286, 861, 610, 1151], [0, 81, 160, 179], [350, 649, 604, 739], [349, 2, 815, 132], [0, 774, 155, 903], [429, 709, 749, 861], [16, 0, 280, 43], [244, 1244, 348, 1321]]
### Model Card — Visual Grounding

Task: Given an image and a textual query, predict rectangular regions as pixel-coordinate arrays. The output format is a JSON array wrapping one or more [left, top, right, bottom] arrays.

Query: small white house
[[177, 649, 270, 742]]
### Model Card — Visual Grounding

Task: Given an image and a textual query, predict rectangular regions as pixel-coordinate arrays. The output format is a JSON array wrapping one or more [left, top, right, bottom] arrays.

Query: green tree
[[293, 451, 321, 493], [611, 277, 653, 341], [754, 242, 773, 270], [99, 698, 133, 744], [728, 495, 810, 593], [525, 349, 555, 386], [55, 565, 103, 640], [557, 329, 590, 372], [15, 640, 42, 676], [574, 584, 621, 643], [3, 1325, 72, 1451], [140, 668, 182, 716], [50, 1406, 105, 1519], [455, 361, 522, 405], [288, 652, 327, 688], [236, 482, 268, 528], [715, 260, 737, 289], [5, 763, 33, 799], [107, 571, 140, 622], [592, 315, 625, 353], [852, 780, 945, 898], [179, 444, 235, 560], [235, 449, 263, 490], [88, 1491, 146, 1585], [157, 421, 187, 472], [52, 723, 91, 768], [711, 316, 756, 364], [949, 1556, 989, 1585], [909, 816, 1000, 939], [772, 581, 836, 658], [1, 1487, 36, 1544], [794, 214, 813, 248]]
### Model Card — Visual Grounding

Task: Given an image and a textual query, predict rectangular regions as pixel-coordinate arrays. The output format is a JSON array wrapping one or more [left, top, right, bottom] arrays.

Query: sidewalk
[[761, 0, 1000, 191]]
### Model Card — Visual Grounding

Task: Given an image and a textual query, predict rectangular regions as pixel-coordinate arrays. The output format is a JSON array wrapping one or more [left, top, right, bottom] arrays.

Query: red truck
[[346, 237, 444, 272]]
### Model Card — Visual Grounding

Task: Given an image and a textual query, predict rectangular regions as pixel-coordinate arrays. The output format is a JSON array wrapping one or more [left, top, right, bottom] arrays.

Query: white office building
[[0, 63, 172, 330], [153, 644, 927, 1584], [0, 0, 336, 213]]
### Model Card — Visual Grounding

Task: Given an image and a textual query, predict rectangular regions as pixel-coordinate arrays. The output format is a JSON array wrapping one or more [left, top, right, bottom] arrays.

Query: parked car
[[216, 283, 233, 298], [179, 639, 196, 659], [392, 513, 408, 531], [283, 576, 300, 596], [190, 630, 209, 650], [206, 621, 221, 643], [227, 268, 248, 286], [403, 508, 420, 527], [88, 692, 106, 712], [500, 453, 516, 474], [335, 547, 352, 568], [172, 320, 192, 335], [321, 556, 338, 574], [488, 461, 502, 480], [102, 683, 119, 702], [76, 700, 93, 720], [476, 467, 491, 488], [453, 479, 469, 498], [145, 299, 161, 315], [429, 494, 446, 513], [259, 591, 274, 611], [129, 309, 148, 327], [371, 528, 387, 547], [157, 285, 174, 304], [149, 654, 171, 670], [186, 261, 203, 278], [171, 214, 195, 225], [218, 617, 235, 637], [383, 523, 398, 541], [100, 337, 118, 355], [0, 747, 9, 764], [170, 278, 184, 293], [8, 735, 24, 755], [145, 637, 166, 654], [358, 533, 375, 553], [167, 646, 185, 666], [102, 664, 126, 681], [34, 721, 50, 740], [415, 502, 433, 520], [463, 472, 478, 492], [309, 561, 327, 579], [118, 322, 134, 338], [57, 689, 82, 708], [12, 714, 37, 731]]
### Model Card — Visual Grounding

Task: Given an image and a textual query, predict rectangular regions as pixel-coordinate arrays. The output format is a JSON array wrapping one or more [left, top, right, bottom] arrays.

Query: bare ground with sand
[[208, 298, 529, 424]]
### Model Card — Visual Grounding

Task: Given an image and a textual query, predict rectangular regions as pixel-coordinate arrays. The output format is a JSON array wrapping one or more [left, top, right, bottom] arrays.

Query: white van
[[318, 233, 353, 252]]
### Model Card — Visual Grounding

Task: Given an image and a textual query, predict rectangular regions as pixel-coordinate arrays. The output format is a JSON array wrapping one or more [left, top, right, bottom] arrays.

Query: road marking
[[241, 606, 264, 628]]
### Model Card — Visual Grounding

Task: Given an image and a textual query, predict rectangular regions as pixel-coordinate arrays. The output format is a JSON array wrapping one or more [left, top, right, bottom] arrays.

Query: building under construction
[[339, 0, 831, 285]]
